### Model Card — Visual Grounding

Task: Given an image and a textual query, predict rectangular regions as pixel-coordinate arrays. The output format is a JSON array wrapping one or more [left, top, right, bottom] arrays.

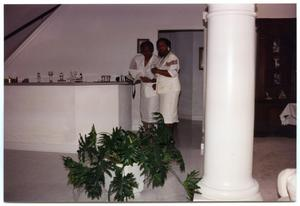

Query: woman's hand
[[140, 76, 154, 83], [152, 83, 156, 90], [151, 67, 158, 74]]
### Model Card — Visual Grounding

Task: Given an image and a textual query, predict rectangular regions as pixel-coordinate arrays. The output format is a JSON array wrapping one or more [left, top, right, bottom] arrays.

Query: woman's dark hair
[[156, 38, 171, 49], [140, 40, 154, 52]]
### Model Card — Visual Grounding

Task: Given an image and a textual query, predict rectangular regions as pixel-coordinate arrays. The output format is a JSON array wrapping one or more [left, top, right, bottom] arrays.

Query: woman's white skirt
[[159, 91, 180, 124], [140, 83, 159, 123]]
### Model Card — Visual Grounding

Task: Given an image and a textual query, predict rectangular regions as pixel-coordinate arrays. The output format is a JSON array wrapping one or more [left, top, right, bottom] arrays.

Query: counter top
[[4, 81, 133, 86]]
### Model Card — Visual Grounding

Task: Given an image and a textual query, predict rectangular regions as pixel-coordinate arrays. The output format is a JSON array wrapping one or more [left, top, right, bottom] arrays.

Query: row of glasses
[[37, 71, 65, 83], [101, 75, 111, 82], [36, 71, 84, 83]]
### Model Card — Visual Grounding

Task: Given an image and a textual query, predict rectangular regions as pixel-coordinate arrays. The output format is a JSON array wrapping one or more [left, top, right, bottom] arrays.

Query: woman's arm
[[140, 76, 156, 83], [151, 67, 172, 77]]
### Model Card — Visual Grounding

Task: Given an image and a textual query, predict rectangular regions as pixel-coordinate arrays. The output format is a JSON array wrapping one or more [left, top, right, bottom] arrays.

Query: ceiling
[[4, 4, 59, 59]]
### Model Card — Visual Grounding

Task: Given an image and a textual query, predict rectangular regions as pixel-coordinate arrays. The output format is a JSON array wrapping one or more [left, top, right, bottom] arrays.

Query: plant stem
[[108, 185, 111, 202], [170, 168, 183, 186]]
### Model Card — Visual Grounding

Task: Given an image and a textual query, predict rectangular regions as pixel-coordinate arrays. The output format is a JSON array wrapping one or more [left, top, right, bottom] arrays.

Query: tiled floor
[[3, 119, 296, 202]]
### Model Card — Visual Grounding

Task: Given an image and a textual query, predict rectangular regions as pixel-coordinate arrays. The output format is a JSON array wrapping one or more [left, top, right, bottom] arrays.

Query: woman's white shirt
[[129, 54, 160, 123], [129, 54, 159, 81], [156, 52, 181, 94]]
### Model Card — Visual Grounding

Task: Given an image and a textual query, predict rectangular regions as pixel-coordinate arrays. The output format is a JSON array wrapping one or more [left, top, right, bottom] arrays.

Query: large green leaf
[[110, 168, 138, 202], [183, 170, 202, 201]]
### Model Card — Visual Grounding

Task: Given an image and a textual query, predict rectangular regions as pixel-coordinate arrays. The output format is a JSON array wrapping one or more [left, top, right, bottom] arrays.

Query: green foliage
[[110, 167, 138, 201], [138, 113, 185, 188], [77, 125, 98, 163], [62, 156, 110, 199], [183, 170, 202, 201], [99, 128, 141, 166], [62, 113, 201, 202]]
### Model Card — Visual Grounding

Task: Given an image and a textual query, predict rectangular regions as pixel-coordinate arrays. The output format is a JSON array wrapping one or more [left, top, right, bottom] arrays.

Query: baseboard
[[192, 115, 204, 121], [179, 114, 204, 121]]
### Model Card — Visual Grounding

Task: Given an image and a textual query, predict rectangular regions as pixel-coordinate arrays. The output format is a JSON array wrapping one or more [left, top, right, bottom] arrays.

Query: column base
[[194, 179, 263, 201]]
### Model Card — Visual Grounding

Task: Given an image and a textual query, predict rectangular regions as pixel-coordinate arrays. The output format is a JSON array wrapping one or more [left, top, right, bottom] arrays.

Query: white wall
[[4, 4, 206, 81], [176, 32, 194, 119], [192, 32, 204, 121], [256, 4, 296, 18]]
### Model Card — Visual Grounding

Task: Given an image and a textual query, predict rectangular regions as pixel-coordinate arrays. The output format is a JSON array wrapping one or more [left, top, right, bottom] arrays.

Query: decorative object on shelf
[[265, 91, 272, 100], [137, 38, 149, 53], [70, 71, 78, 82], [273, 72, 281, 85], [37, 72, 41, 83], [62, 113, 201, 202], [48, 71, 54, 83], [273, 57, 280, 68], [5, 77, 18, 84], [58, 72, 65, 82], [22, 78, 29, 83], [272, 39, 280, 53], [278, 90, 287, 100]]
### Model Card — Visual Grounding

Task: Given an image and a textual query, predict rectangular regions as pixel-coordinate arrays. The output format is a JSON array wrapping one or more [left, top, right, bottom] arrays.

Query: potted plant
[[63, 113, 201, 202]]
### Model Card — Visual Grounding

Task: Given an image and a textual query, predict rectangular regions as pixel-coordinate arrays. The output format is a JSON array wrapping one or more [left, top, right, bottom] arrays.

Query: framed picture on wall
[[137, 38, 149, 53]]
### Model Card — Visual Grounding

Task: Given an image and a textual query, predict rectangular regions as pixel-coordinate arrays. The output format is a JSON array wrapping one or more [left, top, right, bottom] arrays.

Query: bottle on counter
[[59, 72, 64, 81], [37, 73, 41, 83]]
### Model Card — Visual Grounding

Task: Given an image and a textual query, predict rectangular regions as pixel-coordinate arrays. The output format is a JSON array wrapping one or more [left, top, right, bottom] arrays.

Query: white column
[[194, 4, 262, 201]]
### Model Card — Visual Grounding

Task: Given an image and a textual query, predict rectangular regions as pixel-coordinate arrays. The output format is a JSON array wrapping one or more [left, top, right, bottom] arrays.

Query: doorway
[[158, 30, 205, 122]]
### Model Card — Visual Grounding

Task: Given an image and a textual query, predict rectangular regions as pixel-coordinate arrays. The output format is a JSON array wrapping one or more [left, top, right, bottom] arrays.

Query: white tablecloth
[[279, 103, 296, 126]]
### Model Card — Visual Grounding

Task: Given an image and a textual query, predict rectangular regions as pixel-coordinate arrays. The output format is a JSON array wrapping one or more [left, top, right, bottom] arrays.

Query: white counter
[[4, 83, 132, 153]]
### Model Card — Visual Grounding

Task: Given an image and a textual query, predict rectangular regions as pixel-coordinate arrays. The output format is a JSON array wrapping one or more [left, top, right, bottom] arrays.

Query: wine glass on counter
[[73, 71, 78, 80], [48, 71, 54, 83], [59, 72, 64, 81], [69, 71, 78, 82], [37, 72, 41, 83]]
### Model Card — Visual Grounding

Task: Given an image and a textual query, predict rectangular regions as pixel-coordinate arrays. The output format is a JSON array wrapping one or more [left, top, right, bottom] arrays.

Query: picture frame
[[137, 38, 149, 53]]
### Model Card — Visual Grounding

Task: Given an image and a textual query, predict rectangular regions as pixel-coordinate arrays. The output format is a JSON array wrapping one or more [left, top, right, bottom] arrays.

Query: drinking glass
[[59, 72, 64, 81], [48, 71, 54, 83], [37, 72, 41, 83]]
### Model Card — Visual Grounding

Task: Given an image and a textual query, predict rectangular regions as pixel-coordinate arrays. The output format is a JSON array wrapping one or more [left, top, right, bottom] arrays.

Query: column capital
[[208, 4, 256, 18]]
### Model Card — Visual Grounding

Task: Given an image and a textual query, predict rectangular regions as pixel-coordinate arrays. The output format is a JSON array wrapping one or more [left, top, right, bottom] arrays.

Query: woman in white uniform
[[129, 40, 160, 128], [151, 38, 181, 132]]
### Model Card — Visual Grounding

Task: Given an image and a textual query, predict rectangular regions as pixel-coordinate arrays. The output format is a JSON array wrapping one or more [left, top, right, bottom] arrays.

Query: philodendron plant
[[62, 113, 201, 202]]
